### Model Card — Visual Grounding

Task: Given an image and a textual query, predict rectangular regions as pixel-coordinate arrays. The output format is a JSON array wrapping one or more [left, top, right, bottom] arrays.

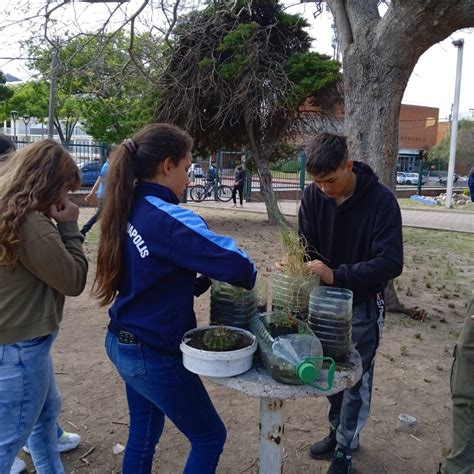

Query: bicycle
[[189, 178, 233, 202]]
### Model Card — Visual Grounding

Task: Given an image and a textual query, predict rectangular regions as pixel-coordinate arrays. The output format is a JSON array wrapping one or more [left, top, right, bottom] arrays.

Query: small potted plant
[[210, 280, 258, 329], [180, 325, 257, 377], [272, 225, 319, 319], [266, 312, 299, 338]]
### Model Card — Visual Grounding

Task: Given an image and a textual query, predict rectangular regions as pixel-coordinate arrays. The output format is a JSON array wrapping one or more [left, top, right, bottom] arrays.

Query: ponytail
[[93, 123, 193, 306]]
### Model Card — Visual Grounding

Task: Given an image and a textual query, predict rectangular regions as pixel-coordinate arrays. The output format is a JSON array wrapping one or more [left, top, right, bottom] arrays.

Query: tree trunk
[[325, 0, 474, 316], [244, 112, 287, 225], [254, 150, 287, 226], [54, 116, 65, 143]]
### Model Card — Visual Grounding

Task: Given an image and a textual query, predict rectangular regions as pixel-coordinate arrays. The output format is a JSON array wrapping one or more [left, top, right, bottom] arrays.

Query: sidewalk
[[186, 200, 474, 234]]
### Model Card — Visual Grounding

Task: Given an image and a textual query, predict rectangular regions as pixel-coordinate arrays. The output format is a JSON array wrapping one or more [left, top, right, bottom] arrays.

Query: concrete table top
[[206, 344, 362, 398]]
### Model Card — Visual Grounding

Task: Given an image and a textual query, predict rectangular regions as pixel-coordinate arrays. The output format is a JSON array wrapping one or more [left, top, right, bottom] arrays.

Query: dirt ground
[[18, 206, 474, 474]]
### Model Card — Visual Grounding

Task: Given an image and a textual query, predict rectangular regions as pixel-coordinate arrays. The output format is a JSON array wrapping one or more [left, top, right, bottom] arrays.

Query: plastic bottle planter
[[250, 313, 335, 391], [308, 287, 353, 361], [271, 272, 320, 321], [180, 326, 257, 377], [210, 280, 258, 329]]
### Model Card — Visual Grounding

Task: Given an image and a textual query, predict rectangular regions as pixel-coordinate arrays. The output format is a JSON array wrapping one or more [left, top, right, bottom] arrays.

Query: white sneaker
[[230, 204, 237, 207], [10, 457, 26, 474], [23, 431, 81, 454], [57, 431, 81, 452]]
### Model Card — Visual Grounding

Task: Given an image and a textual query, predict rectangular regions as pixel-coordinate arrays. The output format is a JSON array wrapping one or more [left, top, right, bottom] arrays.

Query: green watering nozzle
[[296, 356, 336, 391], [296, 360, 318, 384]]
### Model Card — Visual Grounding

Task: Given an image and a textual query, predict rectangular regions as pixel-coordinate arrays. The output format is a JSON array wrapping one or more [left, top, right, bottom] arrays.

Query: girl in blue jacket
[[93, 123, 256, 474]]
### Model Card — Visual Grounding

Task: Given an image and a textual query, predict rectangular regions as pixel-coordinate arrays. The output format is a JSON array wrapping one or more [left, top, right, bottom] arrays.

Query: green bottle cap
[[296, 361, 318, 384]]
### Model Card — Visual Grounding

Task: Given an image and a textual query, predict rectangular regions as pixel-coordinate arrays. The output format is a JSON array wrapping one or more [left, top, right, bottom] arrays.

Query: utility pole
[[446, 39, 464, 208], [48, 40, 59, 139]]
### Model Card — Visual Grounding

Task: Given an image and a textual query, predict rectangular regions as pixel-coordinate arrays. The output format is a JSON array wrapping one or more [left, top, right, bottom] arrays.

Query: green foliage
[[270, 312, 297, 328], [156, 0, 341, 152], [280, 160, 301, 172], [217, 57, 250, 80], [23, 31, 157, 143], [203, 327, 239, 351], [427, 119, 474, 172], [198, 58, 215, 70], [279, 225, 307, 277], [0, 81, 49, 123], [217, 22, 259, 52], [285, 52, 341, 107]]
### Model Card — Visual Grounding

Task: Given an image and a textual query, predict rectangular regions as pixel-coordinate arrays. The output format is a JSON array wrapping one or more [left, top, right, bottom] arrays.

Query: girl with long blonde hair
[[0, 140, 88, 474]]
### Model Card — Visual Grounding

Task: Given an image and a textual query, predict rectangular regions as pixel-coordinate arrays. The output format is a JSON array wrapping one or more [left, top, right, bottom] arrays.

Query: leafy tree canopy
[[427, 119, 474, 172], [0, 81, 49, 123], [23, 31, 157, 143], [156, 0, 341, 154]]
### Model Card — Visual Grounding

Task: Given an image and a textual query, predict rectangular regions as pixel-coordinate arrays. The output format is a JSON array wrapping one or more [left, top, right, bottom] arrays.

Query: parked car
[[188, 163, 203, 178], [79, 160, 102, 186], [404, 172, 424, 185], [396, 172, 407, 185], [397, 172, 424, 185]]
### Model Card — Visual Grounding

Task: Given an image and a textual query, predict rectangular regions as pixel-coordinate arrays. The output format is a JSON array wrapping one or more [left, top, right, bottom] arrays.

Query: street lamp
[[446, 38, 464, 208], [23, 114, 31, 142], [10, 110, 18, 142]]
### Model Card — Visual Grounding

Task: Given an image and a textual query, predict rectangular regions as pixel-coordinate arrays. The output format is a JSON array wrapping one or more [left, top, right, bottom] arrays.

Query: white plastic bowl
[[180, 325, 257, 377]]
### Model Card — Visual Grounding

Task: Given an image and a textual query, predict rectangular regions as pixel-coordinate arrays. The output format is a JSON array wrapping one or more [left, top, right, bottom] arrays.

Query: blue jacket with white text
[[109, 181, 257, 354]]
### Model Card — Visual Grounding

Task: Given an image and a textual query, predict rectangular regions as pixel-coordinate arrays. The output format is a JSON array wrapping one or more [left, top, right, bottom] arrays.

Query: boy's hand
[[306, 260, 334, 284]]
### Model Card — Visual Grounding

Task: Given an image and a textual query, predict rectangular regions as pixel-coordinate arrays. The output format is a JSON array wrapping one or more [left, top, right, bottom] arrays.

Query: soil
[[185, 328, 253, 351], [17, 206, 474, 473]]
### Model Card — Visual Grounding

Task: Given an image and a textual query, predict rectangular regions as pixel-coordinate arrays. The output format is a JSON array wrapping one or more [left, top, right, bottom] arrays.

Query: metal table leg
[[259, 398, 286, 474]]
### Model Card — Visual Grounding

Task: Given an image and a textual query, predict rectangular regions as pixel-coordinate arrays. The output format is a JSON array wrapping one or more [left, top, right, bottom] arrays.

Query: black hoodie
[[298, 161, 403, 304]]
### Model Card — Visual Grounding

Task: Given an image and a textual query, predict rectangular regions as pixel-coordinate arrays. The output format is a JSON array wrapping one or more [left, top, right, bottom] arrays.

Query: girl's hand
[[49, 197, 79, 223]]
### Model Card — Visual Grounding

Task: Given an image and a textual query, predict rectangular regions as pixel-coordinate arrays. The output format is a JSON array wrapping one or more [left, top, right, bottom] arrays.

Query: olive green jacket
[[0, 211, 88, 344]]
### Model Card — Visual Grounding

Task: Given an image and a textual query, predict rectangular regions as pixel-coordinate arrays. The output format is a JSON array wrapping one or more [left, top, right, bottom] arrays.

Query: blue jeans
[[327, 293, 385, 456], [105, 330, 226, 474], [0, 333, 64, 474]]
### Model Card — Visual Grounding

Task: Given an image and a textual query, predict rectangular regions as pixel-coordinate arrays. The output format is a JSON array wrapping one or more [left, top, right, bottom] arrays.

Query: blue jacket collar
[[135, 181, 180, 205]]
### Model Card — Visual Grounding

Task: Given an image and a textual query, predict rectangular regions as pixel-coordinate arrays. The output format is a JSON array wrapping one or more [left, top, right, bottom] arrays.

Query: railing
[[12, 139, 108, 169]]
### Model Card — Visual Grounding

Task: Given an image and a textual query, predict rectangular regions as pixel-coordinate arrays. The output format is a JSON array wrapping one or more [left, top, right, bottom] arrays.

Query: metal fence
[[12, 139, 309, 195], [187, 149, 310, 201], [13, 139, 108, 167]]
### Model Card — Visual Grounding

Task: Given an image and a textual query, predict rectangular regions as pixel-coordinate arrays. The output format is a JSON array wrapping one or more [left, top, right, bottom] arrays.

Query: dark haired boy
[[299, 132, 403, 473]]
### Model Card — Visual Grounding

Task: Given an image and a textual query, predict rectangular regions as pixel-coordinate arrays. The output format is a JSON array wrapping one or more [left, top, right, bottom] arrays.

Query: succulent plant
[[271, 313, 297, 328], [203, 327, 239, 351]]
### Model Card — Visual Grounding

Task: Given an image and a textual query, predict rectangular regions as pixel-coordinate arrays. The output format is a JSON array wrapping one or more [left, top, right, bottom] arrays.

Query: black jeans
[[232, 184, 244, 205], [80, 199, 103, 236]]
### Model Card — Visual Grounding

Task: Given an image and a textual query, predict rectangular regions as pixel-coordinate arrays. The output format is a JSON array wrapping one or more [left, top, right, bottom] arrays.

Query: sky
[[0, 1, 473, 122]]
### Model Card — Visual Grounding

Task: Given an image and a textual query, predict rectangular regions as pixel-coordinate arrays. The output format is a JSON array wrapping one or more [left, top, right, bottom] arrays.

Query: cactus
[[271, 312, 297, 329], [203, 327, 239, 351]]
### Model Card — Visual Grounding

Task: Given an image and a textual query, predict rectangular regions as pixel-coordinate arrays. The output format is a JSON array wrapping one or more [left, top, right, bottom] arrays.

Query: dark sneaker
[[327, 450, 353, 474], [309, 428, 337, 460]]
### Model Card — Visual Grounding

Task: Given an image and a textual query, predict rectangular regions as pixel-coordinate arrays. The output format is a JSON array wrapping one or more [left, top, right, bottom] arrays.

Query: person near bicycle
[[205, 161, 219, 200], [207, 161, 218, 184], [231, 163, 246, 208]]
